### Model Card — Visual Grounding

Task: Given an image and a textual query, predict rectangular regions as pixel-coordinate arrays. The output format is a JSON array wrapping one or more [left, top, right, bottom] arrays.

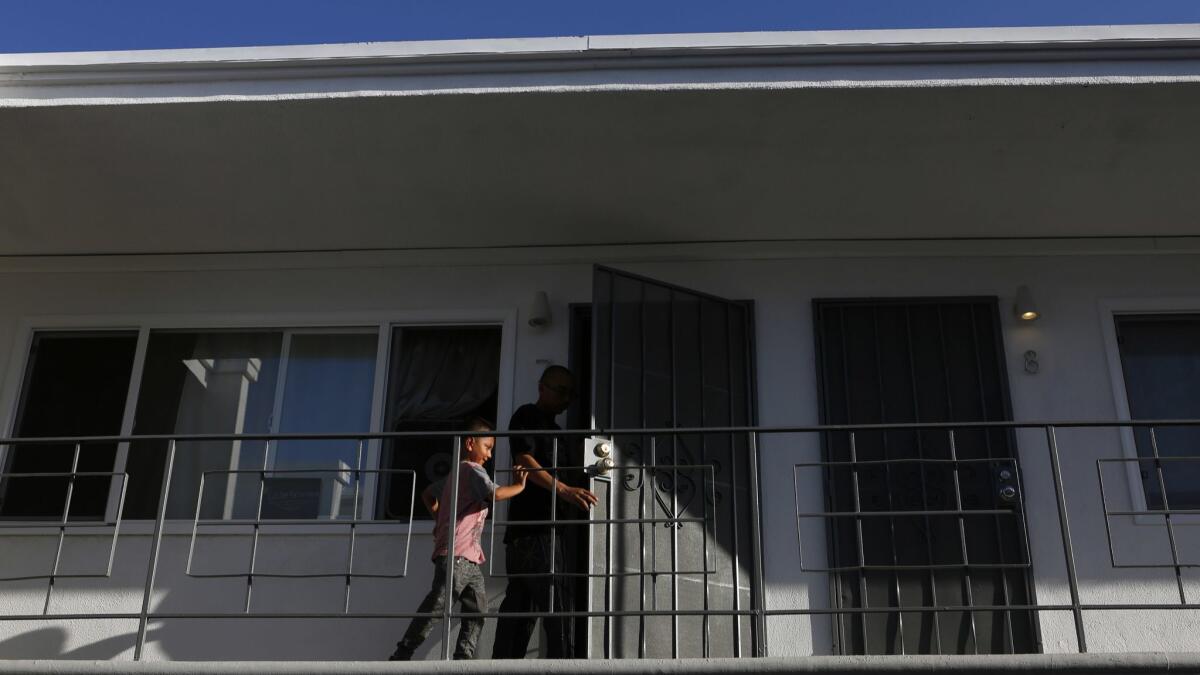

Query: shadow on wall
[[0, 626, 139, 660], [0, 581, 529, 661]]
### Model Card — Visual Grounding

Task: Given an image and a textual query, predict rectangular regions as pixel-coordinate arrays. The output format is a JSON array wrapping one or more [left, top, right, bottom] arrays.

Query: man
[[492, 365, 597, 659]]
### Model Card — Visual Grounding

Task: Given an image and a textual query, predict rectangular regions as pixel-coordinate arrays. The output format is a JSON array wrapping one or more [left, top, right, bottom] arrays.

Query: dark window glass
[[1, 332, 138, 520], [1115, 314, 1200, 510]]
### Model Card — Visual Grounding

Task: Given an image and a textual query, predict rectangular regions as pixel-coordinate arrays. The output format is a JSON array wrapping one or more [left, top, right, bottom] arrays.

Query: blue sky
[[4, 0, 1200, 54]]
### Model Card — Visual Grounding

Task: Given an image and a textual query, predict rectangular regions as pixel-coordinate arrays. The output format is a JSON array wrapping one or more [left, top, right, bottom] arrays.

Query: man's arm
[[514, 451, 598, 511]]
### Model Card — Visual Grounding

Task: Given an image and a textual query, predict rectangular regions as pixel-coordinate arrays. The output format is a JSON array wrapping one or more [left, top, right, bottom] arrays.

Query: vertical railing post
[[135, 439, 176, 661], [441, 435, 462, 660], [1045, 426, 1087, 653], [1148, 428, 1187, 605], [549, 437, 559, 644], [44, 443, 82, 615], [244, 441, 271, 614], [343, 439, 364, 613]]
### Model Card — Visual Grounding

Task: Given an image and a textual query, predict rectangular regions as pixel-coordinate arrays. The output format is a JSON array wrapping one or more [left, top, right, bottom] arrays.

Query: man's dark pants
[[492, 532, 574, 658]]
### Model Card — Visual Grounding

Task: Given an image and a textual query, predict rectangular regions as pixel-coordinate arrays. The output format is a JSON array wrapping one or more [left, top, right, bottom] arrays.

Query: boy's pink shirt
[[431, 460, 495, 564]]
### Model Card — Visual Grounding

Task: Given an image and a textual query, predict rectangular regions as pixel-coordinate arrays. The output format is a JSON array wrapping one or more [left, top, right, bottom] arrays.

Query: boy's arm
[[515, 451, 597, 511], [421, 484, 439, 516], [492, 464, 528, 502]]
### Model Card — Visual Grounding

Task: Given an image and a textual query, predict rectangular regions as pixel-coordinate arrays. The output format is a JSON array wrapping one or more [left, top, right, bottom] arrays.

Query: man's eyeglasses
[[542, 383, 574, 397]]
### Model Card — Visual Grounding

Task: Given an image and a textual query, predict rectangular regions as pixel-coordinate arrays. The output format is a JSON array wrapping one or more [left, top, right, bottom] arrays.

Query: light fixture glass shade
[[528, 291, 552, 328], [1014, 285, 1039, 321]]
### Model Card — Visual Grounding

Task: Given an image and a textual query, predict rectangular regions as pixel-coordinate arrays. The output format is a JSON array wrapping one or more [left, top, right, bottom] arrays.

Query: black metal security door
[[591, 266, 761, 658], [813, 298, 1037, 655]]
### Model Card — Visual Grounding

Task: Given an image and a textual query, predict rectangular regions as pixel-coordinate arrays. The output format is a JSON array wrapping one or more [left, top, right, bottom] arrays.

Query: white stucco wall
[[0, 249, 1197, 660]]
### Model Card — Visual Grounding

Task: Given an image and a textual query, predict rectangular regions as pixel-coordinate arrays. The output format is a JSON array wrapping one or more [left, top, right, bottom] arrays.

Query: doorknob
[[588, 456, 614, 477], [994, 464, 1019, 505]]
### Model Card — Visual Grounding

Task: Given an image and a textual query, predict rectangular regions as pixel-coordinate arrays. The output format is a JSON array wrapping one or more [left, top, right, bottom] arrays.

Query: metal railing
[[0, 420, 1196, 660]]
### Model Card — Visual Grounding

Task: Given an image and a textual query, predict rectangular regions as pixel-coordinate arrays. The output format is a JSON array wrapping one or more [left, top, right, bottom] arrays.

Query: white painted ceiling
[[1, 83, 1198, 255]]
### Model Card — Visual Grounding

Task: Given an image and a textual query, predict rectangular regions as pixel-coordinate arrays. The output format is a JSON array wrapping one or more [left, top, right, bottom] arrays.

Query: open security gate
[[586, 266, 762, 658]]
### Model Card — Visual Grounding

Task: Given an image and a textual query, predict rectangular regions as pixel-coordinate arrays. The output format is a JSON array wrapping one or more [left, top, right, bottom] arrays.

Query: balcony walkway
[[3, 654, 1200, 675]]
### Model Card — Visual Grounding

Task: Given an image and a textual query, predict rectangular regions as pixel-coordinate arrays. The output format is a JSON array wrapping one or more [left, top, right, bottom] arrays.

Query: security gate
[[813, 297, 1038, 655], [588, 266, 762, 658]]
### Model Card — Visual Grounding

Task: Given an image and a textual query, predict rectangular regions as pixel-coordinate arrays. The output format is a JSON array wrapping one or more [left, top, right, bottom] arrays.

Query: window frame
[[0, 309, 516, 532], [1099, 297, 1200, 526]]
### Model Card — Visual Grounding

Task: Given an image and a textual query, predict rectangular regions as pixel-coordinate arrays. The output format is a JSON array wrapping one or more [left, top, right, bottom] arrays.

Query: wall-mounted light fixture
[[1014, 285, 1040, 322], [528, 291, 552, 328]]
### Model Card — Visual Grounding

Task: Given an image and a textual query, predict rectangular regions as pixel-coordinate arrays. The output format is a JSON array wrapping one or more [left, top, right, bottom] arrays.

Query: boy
[[389, 418, 527, 661]]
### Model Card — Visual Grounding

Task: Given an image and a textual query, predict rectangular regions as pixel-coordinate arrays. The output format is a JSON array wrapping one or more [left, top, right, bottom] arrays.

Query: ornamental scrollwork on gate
[[619, 437, 721, 529]]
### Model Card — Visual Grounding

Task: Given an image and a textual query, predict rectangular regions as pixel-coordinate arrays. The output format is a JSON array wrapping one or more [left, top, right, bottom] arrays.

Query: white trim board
[[8, 24, 1200, 106], [6, 24, 1200, 68]]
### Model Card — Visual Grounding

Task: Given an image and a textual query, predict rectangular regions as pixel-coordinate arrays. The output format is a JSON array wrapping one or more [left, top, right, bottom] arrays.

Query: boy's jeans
[[392, 557, 487, 660]]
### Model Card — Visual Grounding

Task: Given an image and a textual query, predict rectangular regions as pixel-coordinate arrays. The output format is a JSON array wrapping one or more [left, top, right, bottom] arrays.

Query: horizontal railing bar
[[1106, 509, 1200, 517], [3, 602, 1200, 623], [795, 458, 1015, 467], [1099, 457, 1200, 464], [192, 518, 426, 527], [190, 517, 706, 528], [4, 419, 1200, 445], [796, 509, 1018, 518], [186, 572, 411, 579], [800, 562, 1031, 572], [0, 521, 123, 529], [490, 517, 706, 526], [0, 573, 116, 583], [188, 569, 717, 580], [0, 471, 126, 478], [487, 570, 716, 578], [203, 469, 415, 476], [1110, 562, 1200, 569]]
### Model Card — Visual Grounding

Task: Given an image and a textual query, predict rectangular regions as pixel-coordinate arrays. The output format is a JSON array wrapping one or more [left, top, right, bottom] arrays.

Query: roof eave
[[5, 23, 1200, 104]]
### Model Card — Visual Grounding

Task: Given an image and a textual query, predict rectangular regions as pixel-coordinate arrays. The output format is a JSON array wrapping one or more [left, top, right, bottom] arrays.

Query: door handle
[[588, 456, 614, 477], [996, 467, 1019, 504]]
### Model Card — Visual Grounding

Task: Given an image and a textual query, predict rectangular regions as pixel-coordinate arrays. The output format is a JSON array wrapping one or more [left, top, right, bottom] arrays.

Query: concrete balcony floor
[[3, 654, 1200, 675]]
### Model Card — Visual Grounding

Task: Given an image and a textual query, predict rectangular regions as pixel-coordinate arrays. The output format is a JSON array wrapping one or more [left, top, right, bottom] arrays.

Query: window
[[2, 321, 503, 522], [127, 330, 377, 520], [1115, 314, 1200, 509], [125, 331, 282, 519], [378, 326, 501, 520], [1, 332, 137, 520]]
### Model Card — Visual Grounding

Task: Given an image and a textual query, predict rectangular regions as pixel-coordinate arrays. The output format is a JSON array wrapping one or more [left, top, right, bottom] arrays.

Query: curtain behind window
[[380, 326, 501, 520]]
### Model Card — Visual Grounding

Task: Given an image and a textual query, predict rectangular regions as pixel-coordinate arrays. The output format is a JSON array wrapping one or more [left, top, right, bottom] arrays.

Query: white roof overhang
[[2, 24, 1200, 255]]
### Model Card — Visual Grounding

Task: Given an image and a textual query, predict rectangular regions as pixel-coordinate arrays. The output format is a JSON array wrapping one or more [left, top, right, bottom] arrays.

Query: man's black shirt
[[504, 403, 562, 542]]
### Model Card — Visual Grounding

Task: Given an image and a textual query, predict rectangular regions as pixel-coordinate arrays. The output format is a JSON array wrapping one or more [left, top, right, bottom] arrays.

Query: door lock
[[588, 456, 615, 477], [999, 485, 1018, 502]]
